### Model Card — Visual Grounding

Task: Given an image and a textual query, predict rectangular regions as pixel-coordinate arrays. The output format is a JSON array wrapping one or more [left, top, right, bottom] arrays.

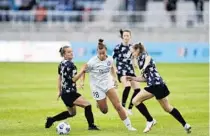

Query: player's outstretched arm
[[72, 64, 87, 82], [77, 72, 85, 89]]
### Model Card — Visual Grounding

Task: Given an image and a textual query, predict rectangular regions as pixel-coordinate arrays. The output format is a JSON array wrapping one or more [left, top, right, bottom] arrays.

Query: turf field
[[0, 63, 209, 136]]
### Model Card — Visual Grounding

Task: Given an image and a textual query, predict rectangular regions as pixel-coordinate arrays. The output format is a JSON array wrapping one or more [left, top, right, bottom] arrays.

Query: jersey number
[[93, 92, 99, 98]]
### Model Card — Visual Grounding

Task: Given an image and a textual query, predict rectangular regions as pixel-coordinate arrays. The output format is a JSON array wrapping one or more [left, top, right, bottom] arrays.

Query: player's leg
[[106, 88, 136, 131], [132, 89, 156, 133], [132, 89, 154, 106], [45, 106, 76, 128], [132, 88, 154, 122], [158, 97, 191, 133], [120, 76, 132, 108], [96, 98, 108, 114], [45, 93, 78, 128], [92, 88, 108, 114], [73, 95, 99, 130], [127, 80, 141, 114]]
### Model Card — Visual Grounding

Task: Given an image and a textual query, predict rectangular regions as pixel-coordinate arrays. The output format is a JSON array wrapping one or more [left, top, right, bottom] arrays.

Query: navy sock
[[170, 108, 186, 126], [136, 103, 153, 122], [122, 86, 131, 107], [52, 111, 71, 122], [128, 88, 140, 109], [85, 105, 94, 127]]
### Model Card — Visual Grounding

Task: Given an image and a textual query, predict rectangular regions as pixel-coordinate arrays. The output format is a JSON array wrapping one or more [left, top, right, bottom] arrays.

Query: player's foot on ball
[[184, 123, 191, 133], [128, 126, 137, 131], [143, 119, 157, 133], [127, 109, 133, 115], [45, 117, 54, 128], [88, 125, 100, 130]]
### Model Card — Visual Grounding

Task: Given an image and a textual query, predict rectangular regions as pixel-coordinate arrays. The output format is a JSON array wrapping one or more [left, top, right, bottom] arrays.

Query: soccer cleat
[[128, 127, 137, 131], [88, 125, 100, 130], [143, 119, 157, 133], [45, 117, 54, 128], [127, 109, 133, 115], [184, 123, 191, 133]]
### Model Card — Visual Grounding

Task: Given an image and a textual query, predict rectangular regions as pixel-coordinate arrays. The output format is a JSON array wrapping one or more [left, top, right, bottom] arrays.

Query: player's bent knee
[[68, 110, 76, 117], [71, 112, 76, 117], [84, 102, 91, 107], [132, 98, 139, 106]]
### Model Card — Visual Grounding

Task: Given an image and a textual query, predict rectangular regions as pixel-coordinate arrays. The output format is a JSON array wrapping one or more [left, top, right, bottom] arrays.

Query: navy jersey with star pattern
[[138, 52, 164, 86], [58, 60, 77, 94], [112, 43, 135, 76]]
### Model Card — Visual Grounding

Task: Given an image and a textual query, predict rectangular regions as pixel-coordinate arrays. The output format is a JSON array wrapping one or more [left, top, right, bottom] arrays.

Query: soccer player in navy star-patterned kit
[[127, 43, 191, 133], [112, 29, 156, 133], [45, 46, 99, 130]]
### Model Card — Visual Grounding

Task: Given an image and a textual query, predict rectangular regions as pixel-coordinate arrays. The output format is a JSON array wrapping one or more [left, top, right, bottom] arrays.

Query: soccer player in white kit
[[83, 39, 136, 131]]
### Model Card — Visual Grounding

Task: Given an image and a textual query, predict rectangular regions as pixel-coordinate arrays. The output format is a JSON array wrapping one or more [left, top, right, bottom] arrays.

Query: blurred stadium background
[[0, 0, 209, 136]]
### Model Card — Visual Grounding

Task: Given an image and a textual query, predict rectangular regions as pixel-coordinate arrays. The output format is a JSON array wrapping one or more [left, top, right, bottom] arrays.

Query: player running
[[45, 46, 99, 130], [83, 39, 136, 131], [127, 43, 192, 133], [113, 29, 156, 132]]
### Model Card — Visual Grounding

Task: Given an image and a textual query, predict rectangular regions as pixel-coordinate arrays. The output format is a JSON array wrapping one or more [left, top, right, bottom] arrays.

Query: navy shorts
[[144, 84, 170, 100], [117, 73, 136, 83], [61, 92, 81, 107]]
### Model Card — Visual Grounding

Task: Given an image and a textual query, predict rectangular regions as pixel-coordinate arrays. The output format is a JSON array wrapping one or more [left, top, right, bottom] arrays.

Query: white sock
[[123, 117, 132, 128]]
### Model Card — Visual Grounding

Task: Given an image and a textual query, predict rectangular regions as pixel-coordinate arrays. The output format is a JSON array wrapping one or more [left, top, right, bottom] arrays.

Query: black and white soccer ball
[[56, 122, 71, 135]]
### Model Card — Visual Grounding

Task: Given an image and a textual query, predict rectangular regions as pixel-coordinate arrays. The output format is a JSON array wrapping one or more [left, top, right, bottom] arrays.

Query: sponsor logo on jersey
[[107, 61, 111, 66], [99, 68, 110, 74]]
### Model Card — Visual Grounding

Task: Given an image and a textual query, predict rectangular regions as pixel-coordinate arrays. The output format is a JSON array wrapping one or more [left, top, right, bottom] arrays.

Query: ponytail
[[119, 29, 131, 39], [59, 45, 69, 57], [98, 39, 107, 50], [133, 42, 146, 54], [119, 29, 124, 39]]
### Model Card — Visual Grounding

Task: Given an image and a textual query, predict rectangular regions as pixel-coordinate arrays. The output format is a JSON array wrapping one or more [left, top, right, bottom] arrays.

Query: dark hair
[[119, 29, 131, 39], [98, 39, 107, 50], [59, 45, 70, 57], [133, 43, 146, 54]]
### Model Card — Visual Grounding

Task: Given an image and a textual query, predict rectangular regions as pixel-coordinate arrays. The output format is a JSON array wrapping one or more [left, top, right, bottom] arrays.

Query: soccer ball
[[56, 122, 71, 135]]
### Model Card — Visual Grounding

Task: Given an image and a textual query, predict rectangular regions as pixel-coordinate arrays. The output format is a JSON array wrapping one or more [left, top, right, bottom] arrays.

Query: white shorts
[[91, 83, 115, 100]]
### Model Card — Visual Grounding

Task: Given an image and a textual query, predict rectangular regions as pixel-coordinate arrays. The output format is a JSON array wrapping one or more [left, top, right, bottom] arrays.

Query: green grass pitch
[[0, 63, 209, 136]]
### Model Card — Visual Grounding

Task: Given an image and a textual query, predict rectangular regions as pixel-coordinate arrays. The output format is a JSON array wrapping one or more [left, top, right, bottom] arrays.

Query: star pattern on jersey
[[138, 52, 164, 86], [63, 82, 67, 89], [58, 60, 78, 93], [113, 44, 135, 76]]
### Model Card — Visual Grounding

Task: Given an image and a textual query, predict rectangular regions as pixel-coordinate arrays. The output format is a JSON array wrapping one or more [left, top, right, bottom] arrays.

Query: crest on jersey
[[107, 61, 111, 66]]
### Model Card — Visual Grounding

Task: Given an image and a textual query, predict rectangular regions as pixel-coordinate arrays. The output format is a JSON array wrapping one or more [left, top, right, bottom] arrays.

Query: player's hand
[[114, 79, 118, 89], [77, 82, 84, 90], [81, 64, 88, 73], [57, 91, 61, 101]]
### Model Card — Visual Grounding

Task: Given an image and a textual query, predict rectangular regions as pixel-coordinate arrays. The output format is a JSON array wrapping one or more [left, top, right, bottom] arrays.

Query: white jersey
[[86, 56, 115, 100]]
